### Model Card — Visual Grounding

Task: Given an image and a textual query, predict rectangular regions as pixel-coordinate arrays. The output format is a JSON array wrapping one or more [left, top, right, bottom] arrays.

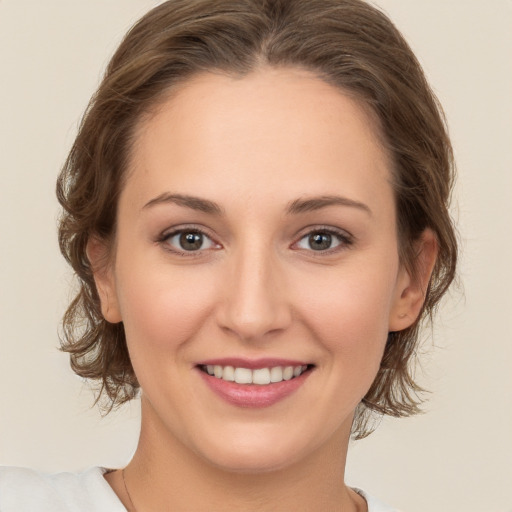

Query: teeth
[[234, 367, 252, 384], [252, 368, 271, 385], [293, 366, 303, 377], [203, 364, 308, 385], [283, 366, 294, 380], [222, 365, 235, 382], [269, 366, 283, 382]]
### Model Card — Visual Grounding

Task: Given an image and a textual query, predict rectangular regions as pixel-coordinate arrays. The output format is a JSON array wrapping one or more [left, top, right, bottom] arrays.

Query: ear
[[86, 236, 122, 324], [388, 228, 438, 332]]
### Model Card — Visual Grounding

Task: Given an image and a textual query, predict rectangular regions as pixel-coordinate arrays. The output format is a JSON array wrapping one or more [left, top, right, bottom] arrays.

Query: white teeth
[[204, 364, 309, 385], [234, 367, 252, 384], [252, 368, 271, 385], [222, 365, 235, 382], [283, 366, 294, 380], [269, 366, 283, 382]]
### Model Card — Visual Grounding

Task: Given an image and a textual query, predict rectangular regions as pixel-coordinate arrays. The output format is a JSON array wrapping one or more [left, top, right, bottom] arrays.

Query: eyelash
[[156, 225, 354, 256], [293, 226, 354, 255], [157, 226, 220, 257]]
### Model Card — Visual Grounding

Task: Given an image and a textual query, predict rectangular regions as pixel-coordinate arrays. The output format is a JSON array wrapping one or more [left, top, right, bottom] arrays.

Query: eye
[[162, 229, 218, 253], [295, 229, 352, 252]]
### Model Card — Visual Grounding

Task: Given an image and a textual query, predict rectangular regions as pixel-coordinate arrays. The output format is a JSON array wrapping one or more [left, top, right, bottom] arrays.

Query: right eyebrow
[[142, 193, 224, 216]]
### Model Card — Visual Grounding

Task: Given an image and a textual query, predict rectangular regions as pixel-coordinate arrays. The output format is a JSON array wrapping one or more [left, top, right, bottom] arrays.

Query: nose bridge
[[218, 237, 290, 340]]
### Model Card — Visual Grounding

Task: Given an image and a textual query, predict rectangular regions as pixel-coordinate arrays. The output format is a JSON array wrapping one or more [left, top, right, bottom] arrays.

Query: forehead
[[126, 66, 393, 213]]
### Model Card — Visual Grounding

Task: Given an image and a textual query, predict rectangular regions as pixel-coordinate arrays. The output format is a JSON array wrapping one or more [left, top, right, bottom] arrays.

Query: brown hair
[[57, 0, 457, 438]]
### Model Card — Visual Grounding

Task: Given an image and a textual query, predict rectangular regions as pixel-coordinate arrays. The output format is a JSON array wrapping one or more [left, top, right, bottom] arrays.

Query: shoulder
[[0, 466, 126, 512], [354, 487, 403, 512]]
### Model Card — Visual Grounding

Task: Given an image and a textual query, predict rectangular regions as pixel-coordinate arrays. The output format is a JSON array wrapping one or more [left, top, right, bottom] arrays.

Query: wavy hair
[[57, 0, 457, 439]]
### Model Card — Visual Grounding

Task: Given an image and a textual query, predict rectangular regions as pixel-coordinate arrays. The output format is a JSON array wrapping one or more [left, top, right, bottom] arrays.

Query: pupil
[[309, 233, 331, 250], [180, 232, 203, 251]]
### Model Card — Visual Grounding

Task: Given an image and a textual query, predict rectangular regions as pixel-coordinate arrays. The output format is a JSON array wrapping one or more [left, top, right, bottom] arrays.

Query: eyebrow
[[142, 192, 371, 217], [286, 195, 372, 216], [142, 193, 224, 215]]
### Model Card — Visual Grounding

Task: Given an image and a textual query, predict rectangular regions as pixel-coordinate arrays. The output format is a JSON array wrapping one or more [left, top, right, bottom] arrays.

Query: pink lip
[[196, 359, 313, 408]]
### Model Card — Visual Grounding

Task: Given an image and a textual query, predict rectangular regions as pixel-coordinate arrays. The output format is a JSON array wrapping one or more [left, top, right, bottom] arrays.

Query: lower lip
[[198, 369, 311, 408]]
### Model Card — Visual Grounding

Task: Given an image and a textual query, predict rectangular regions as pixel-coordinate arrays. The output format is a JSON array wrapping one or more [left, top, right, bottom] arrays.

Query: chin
[[203, 445, 301, 474], [191, 425, 326, 475]]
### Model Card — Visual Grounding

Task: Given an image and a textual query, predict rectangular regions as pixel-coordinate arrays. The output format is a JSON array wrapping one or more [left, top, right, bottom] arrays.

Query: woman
[[0, 0, 457, 510]]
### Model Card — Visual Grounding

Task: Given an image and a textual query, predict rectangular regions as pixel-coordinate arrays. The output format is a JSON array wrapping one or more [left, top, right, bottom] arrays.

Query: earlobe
[[86, 236, 122, 324], [389, 229, 438, 332]]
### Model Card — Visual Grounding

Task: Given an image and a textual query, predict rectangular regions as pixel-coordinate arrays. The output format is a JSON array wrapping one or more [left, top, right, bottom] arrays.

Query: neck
[[116, 398, 365, 512]]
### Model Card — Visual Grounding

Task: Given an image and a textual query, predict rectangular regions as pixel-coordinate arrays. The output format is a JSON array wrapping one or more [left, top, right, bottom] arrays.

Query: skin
[[91, 66, 437, 512]]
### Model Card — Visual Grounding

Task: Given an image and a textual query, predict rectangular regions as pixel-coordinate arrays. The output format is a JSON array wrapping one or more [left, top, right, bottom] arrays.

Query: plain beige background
[[1, 1, 511, 511]]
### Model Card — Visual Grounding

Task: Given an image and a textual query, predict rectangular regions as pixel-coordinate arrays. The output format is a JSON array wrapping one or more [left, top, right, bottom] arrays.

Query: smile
[[201, 364, 309, 385], [197, 359, 314, 408]]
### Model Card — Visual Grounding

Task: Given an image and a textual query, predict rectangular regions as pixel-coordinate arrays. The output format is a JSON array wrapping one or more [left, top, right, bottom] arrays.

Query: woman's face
[[96, 67, 420, 472]]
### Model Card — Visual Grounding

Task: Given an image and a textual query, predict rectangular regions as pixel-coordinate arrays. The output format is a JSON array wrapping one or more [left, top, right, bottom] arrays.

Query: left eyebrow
[[286, 195, 372, 217]]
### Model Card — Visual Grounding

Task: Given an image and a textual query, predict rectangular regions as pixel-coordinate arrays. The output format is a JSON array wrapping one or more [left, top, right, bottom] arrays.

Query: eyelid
[[291, 225, 354, 253], [157, 224, 222, 256], [156, 223, 353, 256]]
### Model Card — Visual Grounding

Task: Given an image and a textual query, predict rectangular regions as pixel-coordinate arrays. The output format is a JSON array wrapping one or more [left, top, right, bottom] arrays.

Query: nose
[[216, 244, 292, 341]]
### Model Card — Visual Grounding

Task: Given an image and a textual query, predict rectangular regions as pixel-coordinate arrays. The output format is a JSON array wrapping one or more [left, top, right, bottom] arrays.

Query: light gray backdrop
[[1, 1, 511, 511]]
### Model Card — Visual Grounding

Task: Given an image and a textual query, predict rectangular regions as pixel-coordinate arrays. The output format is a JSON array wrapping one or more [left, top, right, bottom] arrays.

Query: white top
[[0, 466, 399, 511]]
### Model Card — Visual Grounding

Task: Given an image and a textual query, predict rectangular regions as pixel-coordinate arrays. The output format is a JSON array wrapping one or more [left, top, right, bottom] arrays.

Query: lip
[[196, 358, 313, 408]]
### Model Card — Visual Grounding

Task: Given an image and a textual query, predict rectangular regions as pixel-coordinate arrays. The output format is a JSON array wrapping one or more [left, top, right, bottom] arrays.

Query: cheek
[[293, 259, 398, 362], [291, 261, 399, 416], [114, 258, 218, 356]]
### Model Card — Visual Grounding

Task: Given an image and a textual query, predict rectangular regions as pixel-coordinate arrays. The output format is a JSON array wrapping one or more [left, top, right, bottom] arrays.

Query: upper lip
[[196, 357, 312, 370]]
